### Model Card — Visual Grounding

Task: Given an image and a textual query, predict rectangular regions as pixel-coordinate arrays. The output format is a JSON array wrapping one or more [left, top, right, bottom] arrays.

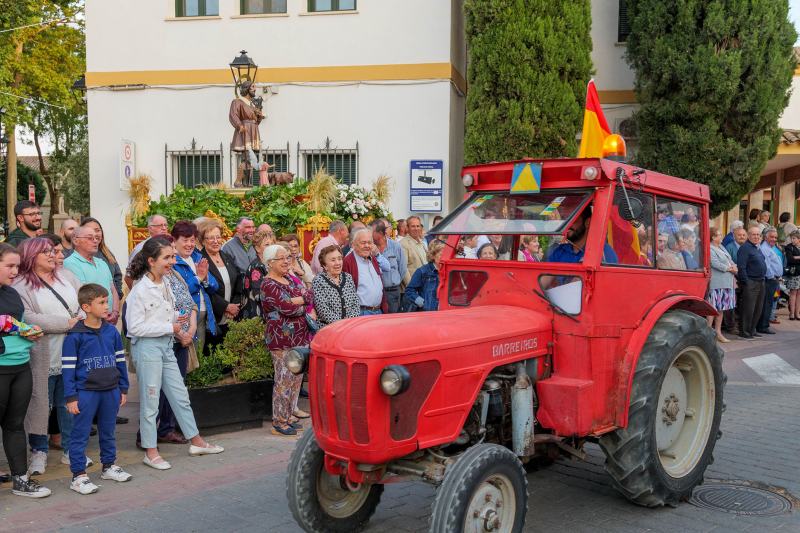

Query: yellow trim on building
[[777, 143, 800, 155], [597, 90, 636, 104], [86, 63, 465, 89]]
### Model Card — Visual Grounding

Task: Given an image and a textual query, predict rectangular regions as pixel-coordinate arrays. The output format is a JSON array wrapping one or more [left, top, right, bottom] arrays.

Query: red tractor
[[286, 157, 725, 532]]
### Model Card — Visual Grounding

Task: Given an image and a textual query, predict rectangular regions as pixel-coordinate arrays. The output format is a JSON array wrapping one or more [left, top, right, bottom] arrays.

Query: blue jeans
[[131, 335, 199, 449], [69, 389, 119, 475], [157, 343, 189, 437], [360, 309, 382, 316]]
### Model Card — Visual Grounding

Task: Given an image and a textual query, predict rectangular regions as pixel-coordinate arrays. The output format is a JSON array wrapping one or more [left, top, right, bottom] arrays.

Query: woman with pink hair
[[13, 238, 85, 475]]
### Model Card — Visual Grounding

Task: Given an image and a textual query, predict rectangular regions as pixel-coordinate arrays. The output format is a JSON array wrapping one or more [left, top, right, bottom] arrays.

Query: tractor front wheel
[[287, 428, 384, 532], [430, 443, 527, 532], [599, 310, 725, 507]]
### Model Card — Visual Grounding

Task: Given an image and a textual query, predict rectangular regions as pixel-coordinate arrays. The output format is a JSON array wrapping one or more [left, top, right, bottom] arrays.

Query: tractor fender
[[616, 294, 716, 428]]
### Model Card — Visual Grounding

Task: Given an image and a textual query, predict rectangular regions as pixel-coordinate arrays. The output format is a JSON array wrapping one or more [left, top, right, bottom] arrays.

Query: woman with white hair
[[260, 244, 314, 437]]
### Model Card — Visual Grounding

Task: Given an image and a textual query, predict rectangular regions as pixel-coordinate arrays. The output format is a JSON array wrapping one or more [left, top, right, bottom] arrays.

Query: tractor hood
[[311, 305, 551, 359]]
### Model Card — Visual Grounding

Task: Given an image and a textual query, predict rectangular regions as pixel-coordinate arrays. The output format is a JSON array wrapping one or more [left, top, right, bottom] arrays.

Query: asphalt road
[[2, 315, 799, 532]]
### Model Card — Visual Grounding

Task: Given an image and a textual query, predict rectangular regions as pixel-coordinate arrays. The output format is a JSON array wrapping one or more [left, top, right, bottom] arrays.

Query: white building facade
[[86, 0, 466, 261]]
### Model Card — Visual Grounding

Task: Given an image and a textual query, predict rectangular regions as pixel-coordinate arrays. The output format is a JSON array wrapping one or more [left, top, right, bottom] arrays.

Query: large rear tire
[[287, 428, 384, 532], [599, 310, 725, 507], [430, 444, 527, 533]]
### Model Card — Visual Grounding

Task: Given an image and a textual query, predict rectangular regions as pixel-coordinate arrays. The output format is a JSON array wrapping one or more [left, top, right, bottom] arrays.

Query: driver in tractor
[[546, 206, 618, 264]]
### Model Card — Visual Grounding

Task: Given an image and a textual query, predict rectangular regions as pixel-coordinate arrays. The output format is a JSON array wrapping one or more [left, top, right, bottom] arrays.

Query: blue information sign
[[410, 160, 443, 212]]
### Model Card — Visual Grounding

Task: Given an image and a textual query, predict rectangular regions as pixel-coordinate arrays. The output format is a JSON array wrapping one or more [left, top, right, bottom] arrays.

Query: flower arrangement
[[334, 183, 391, 224]]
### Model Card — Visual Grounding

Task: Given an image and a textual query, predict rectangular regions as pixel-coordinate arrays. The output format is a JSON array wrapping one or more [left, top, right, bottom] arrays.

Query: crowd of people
[[709, 210, 800, 341], [2, 196, 799, 498], [0, 201, 446, 498]]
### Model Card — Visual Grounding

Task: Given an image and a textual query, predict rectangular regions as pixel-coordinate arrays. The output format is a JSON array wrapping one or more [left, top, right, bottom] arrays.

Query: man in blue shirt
[[372, 219, 407, 313], [757, 228, 783, 334], [547, 208, 618, 264], [736, 225, 767, 338]]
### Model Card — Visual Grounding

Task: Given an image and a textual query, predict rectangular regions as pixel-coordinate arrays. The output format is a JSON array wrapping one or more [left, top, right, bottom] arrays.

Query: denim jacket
[[403, 262, 439, 312], [173, 251, 218, 336]]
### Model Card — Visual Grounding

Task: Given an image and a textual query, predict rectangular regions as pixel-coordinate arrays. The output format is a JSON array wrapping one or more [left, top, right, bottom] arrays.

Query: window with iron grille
[[308, 0, 356, 13], [305, 153, 357, 185], [618, 0, 630, 43], [241, 0, 286, 14], [263, 151, 290, 172], [175, 0, 219, 17], [173, 154, 222, 188]]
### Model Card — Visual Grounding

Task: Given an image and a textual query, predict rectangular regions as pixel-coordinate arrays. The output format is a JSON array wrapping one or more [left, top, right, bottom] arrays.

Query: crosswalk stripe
[[742, 353, 800, 385]]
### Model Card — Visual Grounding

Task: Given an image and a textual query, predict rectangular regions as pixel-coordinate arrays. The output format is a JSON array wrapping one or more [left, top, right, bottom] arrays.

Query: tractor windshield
[[430, 191, 592, 236]]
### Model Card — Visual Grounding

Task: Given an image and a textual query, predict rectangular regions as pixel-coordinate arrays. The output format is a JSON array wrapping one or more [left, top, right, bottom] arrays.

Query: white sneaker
[[28, 451, 47, 476], [100, 465, 132, 482], [61, 453, 94, 468], [189, 443, 224, 456], [70, 474, 99, 495]]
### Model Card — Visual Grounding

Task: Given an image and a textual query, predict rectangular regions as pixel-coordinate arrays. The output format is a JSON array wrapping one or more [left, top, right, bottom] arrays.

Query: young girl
[[126, 237, 223, 470], [0, 243, 51, 497]]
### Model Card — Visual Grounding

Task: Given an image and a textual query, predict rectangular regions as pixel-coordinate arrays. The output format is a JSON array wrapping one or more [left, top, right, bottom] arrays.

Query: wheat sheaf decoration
[[128, 174, 152, 222], [306, 166, 337, 215], [372, 174, 392, 205]]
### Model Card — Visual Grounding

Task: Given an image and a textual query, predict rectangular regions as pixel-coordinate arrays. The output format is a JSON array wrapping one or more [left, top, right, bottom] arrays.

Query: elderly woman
[[283, 233, 313, 287], [13, 238, 83, 475], [312, 245, 360, 326], [657, 234, 687, 270], [477, 243, 498, 260], [240, 229, 272, 319], [519, 236, 542, 262], [784, 230, 800, 320], [404, 240, 445, 312], [708, 227, 737, 343], [171, 221, 217, 354], [261, 244, 314, 437], [198, 219, 242, 356]]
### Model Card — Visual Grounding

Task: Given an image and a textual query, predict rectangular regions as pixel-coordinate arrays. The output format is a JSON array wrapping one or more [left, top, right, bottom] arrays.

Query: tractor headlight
[[286, 347, 310, 375], [380, 365, 411, 396]]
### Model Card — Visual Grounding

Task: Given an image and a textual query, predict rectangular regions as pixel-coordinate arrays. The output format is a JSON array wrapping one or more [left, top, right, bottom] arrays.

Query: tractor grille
[[390, 361, 441, 441], [314, 357, 370, 445]]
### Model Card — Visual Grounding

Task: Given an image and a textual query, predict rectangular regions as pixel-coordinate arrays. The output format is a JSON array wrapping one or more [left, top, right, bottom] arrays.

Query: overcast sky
[[792, 0, 800, 43]]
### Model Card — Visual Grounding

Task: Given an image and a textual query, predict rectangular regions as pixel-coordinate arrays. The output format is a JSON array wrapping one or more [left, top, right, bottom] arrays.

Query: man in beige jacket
[[401, 216, 428, 288]]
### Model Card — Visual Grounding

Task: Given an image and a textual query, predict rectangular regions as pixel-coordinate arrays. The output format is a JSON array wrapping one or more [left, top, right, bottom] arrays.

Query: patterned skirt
[[786, 275, 800, 291], [707, 288, 736, 311]]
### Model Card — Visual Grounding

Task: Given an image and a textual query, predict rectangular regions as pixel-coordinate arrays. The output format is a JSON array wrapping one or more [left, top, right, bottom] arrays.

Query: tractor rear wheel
[[599, 310, 725, 507], [430, 443, 527, 532], [287, 428, 384, 532]]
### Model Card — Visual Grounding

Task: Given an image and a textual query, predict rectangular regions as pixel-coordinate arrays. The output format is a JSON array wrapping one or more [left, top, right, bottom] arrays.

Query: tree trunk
[[33, 127, 57, 231], [6, 125, 18, 231]]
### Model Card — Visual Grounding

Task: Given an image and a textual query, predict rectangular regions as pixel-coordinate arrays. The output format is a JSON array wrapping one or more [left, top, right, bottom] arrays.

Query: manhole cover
[[690, 482, 793, 516]]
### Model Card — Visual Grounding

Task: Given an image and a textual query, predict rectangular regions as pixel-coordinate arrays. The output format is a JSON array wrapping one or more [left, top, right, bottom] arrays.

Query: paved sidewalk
[[2, 320, 799, 532]]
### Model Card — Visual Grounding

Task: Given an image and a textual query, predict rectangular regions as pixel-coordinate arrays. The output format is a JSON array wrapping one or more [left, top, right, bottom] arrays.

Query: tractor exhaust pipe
[[511, 361, 535, 457]]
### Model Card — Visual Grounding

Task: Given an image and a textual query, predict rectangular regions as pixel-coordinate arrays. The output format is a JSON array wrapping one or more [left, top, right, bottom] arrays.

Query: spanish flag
[[578, 79, 611, 158]]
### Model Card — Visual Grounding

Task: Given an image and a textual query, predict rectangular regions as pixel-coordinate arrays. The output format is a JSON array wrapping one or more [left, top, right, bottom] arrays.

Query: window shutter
[[175, 0, 184, 17], [618, 0, 631, 43]]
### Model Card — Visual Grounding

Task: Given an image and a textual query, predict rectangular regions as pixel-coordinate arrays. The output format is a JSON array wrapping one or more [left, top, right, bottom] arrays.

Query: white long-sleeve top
[[126, 275, 175, 339]]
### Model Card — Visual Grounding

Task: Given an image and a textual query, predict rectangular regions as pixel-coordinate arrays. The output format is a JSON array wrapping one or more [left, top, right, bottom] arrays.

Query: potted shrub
[[187, 318, 274, 434]]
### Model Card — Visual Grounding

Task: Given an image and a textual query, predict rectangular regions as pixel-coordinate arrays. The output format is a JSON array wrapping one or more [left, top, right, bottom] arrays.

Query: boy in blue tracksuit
[[62, 284, 132, 495]]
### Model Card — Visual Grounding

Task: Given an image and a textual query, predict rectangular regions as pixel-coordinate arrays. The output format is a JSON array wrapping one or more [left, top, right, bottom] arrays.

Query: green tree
[[51, 135, 89, 215], [0, 1, 85, 229], [625, 0, 797, 215], [463, 0, 593, 164], [0, 162, 48, 209]]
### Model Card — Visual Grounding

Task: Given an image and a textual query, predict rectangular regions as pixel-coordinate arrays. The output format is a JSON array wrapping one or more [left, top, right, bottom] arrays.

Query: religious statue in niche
[[229, 80, 268, 187]]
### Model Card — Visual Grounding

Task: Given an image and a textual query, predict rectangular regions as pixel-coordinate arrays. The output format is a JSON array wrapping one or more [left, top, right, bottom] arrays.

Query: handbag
[[305, 313, 321, 334], [785, 264, 798, 277]]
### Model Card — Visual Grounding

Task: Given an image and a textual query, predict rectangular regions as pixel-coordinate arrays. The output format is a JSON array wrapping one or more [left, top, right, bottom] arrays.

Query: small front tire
[[287, 428, 384, 532], [430, 443, 527, 533]]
